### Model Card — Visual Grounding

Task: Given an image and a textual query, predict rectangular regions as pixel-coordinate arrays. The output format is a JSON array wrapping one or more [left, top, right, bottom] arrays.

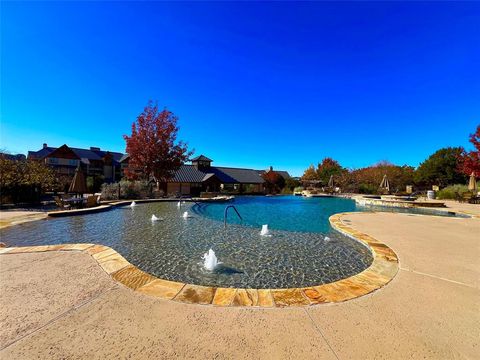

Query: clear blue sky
[[1, 1, 479, 176]]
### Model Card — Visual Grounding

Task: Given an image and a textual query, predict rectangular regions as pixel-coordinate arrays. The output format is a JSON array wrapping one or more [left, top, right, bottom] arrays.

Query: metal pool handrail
[[224, 205, 243, 228], [179, 196, 201, 207]]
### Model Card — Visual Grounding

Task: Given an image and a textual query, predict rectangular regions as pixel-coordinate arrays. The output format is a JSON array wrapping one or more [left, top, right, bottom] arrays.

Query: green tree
[[348, 161, 414, 194], [301, 165, 318, 181], [284, 177, 301, 193], [316, 157, 345, 185], [0, 158, 56, 204], [414, 147, 466, 187]]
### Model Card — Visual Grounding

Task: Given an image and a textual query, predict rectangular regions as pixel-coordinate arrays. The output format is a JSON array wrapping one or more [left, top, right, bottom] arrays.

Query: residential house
[[121, 154, 290, 196], [28, 143, 124, 183]]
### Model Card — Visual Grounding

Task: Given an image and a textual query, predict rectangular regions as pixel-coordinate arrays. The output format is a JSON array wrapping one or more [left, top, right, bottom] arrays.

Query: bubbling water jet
[[203, 249, 221, 271], [260, 224, 271, 236]]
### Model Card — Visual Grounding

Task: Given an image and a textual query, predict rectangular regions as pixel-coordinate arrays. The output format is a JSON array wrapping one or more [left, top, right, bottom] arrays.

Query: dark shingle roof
[[191, 155, 212, 162], [28, 147, 56, 159], [215, 167, 264, 184], [168, 165, 264, 184], [276, 171, 291, 179], [0, 153, 26, 161], [119, 154, 130, 163], [70, 148, 102, 160], [27, 145, 124, 163], [258, 169, 291, 179], [170, 165, 207, 183]]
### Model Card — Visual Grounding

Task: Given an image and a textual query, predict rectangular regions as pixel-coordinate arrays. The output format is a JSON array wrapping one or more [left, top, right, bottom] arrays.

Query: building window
[[49, 157, 58, 164], [69, 159, 78, 166]]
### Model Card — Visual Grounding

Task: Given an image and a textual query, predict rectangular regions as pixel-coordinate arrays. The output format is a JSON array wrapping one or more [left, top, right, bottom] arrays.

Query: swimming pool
[[0, 196, 463, 289]]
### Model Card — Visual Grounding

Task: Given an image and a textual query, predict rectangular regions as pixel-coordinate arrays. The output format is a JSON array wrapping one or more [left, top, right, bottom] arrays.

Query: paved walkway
[[0, 211, 479, 359], [0, 210, 47, 229]]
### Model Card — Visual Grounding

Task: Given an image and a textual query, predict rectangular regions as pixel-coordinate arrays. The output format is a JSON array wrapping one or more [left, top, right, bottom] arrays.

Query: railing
[[179, 195, 201, 207], [224, 205, 243, 228]]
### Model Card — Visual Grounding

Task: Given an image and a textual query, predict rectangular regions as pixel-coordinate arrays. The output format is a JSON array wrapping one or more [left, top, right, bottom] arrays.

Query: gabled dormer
[[191, 155, 212, 171], [45, 144, 80, 167]]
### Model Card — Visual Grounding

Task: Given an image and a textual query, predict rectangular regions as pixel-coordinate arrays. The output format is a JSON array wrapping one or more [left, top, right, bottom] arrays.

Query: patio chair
[[54, 196, 70, 210], [86, 195, 98, 208], [462, 193, 474, 203]]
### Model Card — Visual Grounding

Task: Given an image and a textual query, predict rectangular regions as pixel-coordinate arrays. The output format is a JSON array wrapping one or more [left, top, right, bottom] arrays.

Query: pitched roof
[[119, 154, 130, 163], [28, 147, 56, 159], [170, 165, 207, 183], [168, 165, 264, 184], [191, 155, 212, 162], [274, 170, 291, 179], [258, 169, 291, 179], [215, 167, 264, 184], [0, 153, 26, 161], [27, 145, 124, 164]]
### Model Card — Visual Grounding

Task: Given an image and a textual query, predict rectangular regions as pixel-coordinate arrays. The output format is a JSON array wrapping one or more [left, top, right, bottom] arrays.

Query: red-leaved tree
[[262, 170, 285, 194], [123, 101, 193, 184], [458, 125, 480, 176]]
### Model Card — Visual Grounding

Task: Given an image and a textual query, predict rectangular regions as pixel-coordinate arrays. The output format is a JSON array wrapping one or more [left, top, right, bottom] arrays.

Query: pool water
[[195, 195, 467, 232], [0, 196, 463, 289], [193, 195, 358, 233]]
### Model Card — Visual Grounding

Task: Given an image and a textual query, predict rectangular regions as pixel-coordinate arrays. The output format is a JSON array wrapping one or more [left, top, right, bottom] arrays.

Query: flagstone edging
[[0, 212, 398, 307]]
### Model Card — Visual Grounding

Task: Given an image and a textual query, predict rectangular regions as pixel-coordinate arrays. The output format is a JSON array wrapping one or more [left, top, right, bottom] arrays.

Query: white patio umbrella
[[468, 172, 477, 192], [379, 174, 390, 193], [328, 175, 334, 188]]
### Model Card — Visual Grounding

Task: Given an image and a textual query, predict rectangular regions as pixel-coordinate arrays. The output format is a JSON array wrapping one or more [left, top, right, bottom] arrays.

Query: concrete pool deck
[[0, 210, 47, 229], [1, 209, 479, 359]]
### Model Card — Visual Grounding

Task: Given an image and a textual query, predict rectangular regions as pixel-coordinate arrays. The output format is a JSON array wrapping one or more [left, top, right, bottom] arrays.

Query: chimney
[[43, 143, 48, 149], [269, 166, 273, 172]]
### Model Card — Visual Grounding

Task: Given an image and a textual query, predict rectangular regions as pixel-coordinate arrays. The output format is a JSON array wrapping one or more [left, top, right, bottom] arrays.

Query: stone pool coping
[[355, 196, 447, 208], [0, 212, 399, 307], [46, 198, 229, 217]]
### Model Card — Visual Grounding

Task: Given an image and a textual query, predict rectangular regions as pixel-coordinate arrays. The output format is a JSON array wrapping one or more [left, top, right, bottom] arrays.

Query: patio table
[[63, 198, 85, 209]]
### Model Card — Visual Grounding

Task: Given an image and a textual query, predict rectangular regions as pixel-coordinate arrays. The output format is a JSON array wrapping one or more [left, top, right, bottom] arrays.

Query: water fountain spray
[[203, 249, 220, 271]]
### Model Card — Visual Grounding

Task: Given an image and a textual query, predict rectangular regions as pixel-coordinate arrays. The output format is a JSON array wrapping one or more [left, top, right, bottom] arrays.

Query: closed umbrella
[[328, 175, 334, 188], [468, 172, 477, 192], [379, 174, 390, 193], [69, 166, 87, 196]]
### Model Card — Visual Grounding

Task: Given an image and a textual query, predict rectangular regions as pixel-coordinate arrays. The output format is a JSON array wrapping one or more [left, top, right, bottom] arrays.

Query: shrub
[[285, 177, 301, 192], [120, 180, 152, 199], [101, 182, 120, 200], [436, 184, 470, 200], [358, 183, 377, 194], [101, 180, 153, 200]]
